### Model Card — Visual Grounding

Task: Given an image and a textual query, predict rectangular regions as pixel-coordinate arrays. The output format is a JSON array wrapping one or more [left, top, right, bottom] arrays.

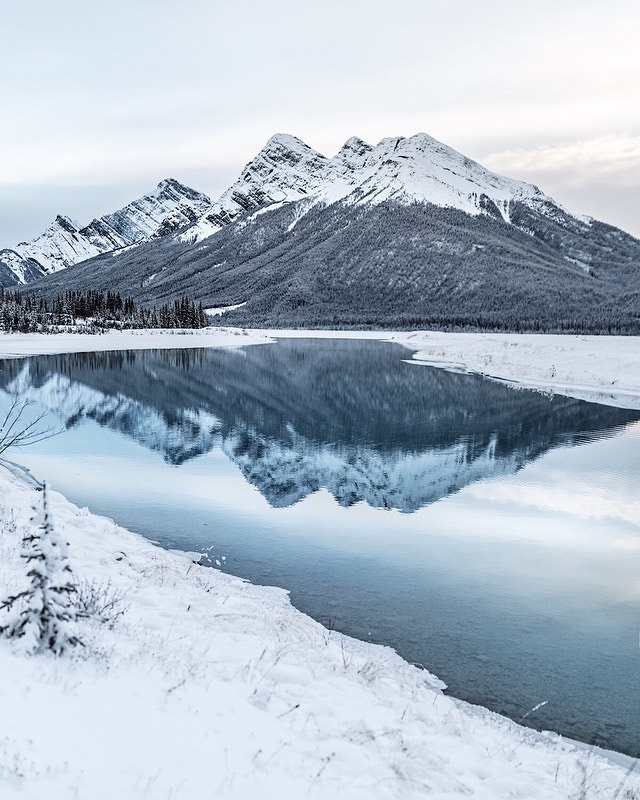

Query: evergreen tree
[[0, 483, 81, 655]]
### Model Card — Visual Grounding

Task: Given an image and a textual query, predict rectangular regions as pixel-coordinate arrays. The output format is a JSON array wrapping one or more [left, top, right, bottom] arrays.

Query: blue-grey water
[[1, 339, 639, 755]]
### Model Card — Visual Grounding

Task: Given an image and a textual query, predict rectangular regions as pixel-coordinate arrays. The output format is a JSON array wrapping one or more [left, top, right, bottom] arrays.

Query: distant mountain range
[[3, 133, 639, 331], [0, 178, 211, 285]]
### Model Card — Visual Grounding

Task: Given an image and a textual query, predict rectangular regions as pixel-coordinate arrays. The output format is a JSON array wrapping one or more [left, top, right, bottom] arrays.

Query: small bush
[[75, 579, 128, 629]]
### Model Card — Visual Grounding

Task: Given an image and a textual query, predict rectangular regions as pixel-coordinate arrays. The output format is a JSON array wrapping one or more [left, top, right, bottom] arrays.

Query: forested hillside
[[22, 200, 640, 332]]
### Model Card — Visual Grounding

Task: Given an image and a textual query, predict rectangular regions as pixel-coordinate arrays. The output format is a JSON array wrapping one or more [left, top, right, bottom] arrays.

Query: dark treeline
[[217, 307, 640, 334], [0, 289, 208, 333]]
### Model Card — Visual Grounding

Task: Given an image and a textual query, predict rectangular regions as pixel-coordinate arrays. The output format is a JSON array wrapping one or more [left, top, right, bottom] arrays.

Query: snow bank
[[389, 331, 640, 410], [0, 463, 637, 799], [0, 327, 274, 358]]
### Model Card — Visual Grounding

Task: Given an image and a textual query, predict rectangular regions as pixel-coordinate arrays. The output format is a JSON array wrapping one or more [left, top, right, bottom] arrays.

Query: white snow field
[[392, 331, 640, 410], [0, 327, 274, 358], [0, 463, 638, 800], [1, 328, 640, 798]]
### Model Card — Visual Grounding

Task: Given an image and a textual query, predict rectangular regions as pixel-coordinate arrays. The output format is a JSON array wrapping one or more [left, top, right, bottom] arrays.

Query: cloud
[[483, 135, 640, 185]]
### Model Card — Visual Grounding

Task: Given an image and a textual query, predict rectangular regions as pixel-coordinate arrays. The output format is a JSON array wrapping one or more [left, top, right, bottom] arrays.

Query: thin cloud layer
[[484, 135, 640, 183]]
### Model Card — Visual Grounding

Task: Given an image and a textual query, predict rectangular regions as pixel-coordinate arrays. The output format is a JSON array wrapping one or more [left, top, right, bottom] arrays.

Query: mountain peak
[[178, 130, 560, 246], [156, 177, 183, 191], [262, 133, 316, 154], [334, 136, 373, 167], [7, 179, 213, 279], [52, 214, 80, 233], [373, 132, 460, 160], [235, 134, 329, 193], [152, 177, 211, 204], [248, 134, 328, 173]]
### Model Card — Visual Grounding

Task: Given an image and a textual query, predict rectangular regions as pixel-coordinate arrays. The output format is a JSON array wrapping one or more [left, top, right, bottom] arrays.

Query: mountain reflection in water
[[2, 339, 638, 512]]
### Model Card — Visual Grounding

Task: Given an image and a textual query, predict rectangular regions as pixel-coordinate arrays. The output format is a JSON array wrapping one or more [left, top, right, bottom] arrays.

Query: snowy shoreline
[[391, 331, 640, 410], [0, 461, 638, 799], [1, 328, 640, 796], [0, 327, 275, 358]]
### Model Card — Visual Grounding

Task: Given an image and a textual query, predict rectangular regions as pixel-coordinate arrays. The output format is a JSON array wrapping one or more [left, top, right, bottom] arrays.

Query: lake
[[1, 338, 639, 754]]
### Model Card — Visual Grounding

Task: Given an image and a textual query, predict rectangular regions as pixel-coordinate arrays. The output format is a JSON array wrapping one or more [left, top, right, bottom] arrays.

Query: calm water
[[2, 339, 640, 754]]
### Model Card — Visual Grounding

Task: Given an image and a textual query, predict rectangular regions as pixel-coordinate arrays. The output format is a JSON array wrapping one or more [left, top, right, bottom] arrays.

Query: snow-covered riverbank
[[392, 331, 640, 410], [0, 327, 274, 358], [0, 463, 637, 799]]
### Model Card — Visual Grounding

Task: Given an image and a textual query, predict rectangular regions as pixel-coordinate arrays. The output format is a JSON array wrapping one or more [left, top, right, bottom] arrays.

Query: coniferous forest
[[0, 289, 208, 333]]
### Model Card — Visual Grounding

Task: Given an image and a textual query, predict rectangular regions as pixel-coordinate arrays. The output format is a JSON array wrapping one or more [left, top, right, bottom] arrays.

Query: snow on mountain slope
[[5, 179, 212, 279], [181, 132, 573, 244], [2, 132, 603, 292], [179, 134, 341, 243], [334, 133, 549, 218], [15, 214, 106, 276], [0, 249, 46, 287]]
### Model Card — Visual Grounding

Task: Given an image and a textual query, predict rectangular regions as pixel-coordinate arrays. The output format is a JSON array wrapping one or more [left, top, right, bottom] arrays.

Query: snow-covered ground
[[0, 327, 274, 359], [0, 463, 638, 800], [2, 327, 640, 797], [392, 331, 640, 410]]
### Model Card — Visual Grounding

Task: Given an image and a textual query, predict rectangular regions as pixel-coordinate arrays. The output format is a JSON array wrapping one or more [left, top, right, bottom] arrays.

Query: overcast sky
[[1, 0, 638, 246]]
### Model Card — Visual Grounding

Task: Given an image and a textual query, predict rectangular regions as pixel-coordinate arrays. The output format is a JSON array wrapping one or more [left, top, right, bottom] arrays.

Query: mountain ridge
[[0, 178, 212, 286], [5, 132, 640, 332], [178, 132, 578, 244]]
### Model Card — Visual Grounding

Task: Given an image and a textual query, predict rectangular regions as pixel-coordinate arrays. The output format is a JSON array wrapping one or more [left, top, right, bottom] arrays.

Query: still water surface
[[1, 339, 639, 754]]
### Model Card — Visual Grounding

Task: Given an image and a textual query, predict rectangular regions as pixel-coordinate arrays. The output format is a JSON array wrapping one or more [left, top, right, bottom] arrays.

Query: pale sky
[[1, 0, 638, 246]]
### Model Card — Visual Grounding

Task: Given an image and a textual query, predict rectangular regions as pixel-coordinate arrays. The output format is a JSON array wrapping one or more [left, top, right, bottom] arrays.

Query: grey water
[[2, 339, 640, 755]]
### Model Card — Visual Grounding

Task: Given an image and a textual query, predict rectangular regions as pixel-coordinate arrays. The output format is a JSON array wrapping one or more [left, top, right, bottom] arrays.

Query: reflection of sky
[[4, 390, 640, 753], [14, 406, 640, 617]]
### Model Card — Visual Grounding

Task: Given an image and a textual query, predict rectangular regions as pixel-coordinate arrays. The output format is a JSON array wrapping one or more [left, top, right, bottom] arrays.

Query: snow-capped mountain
[[0, 248, 47, 287], [0, 178, 211, 285], [11, 132, 640, 332], [180, 132, 562, 244]]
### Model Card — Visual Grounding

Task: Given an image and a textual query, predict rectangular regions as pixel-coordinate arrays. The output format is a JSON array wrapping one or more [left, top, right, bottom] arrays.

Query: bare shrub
[[0, 397, 58, 456], [75, 579, 129, 628]]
